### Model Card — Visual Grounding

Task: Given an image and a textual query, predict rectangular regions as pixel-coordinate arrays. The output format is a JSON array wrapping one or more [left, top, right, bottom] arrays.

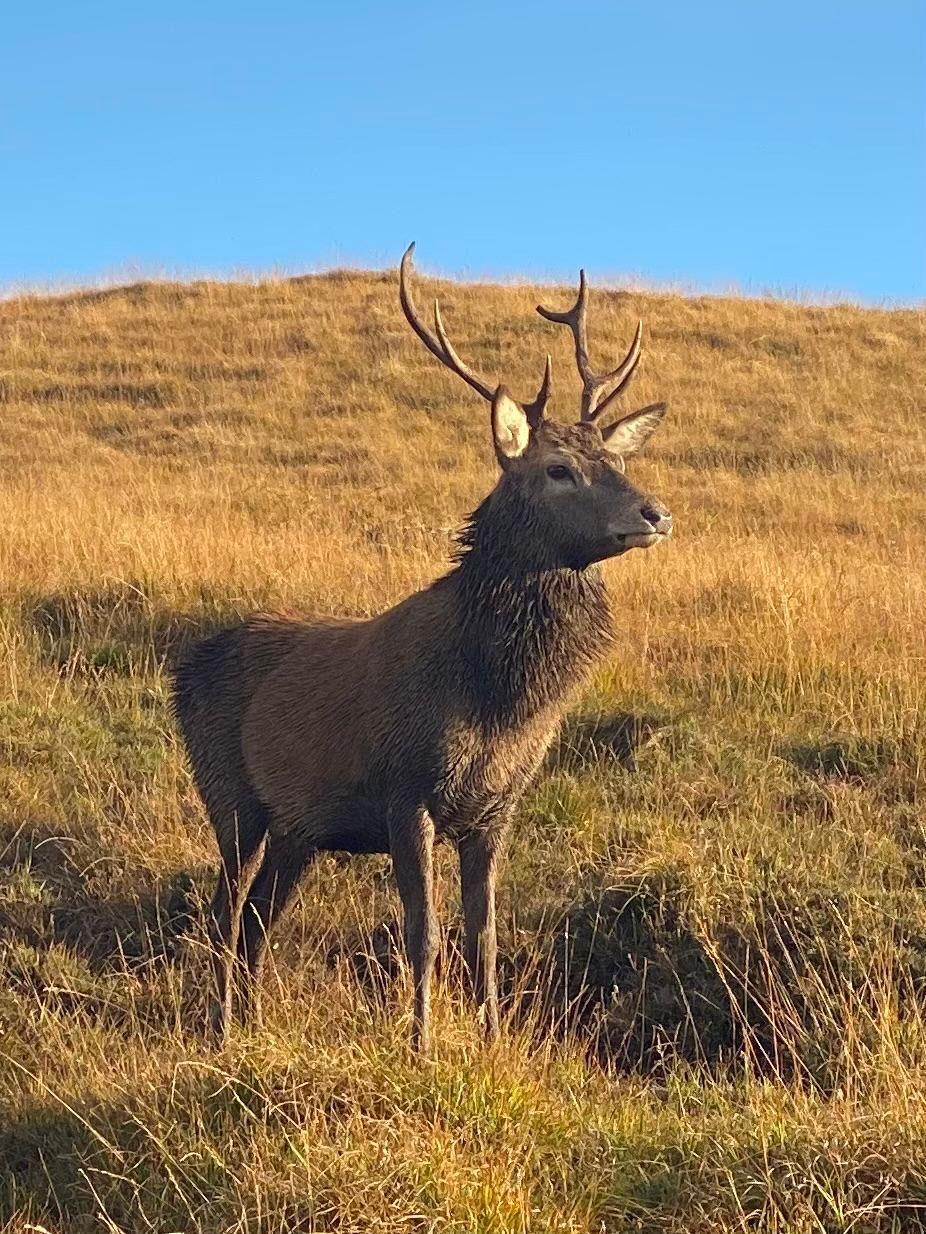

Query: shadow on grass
[[505, 878, 926, 1086], [27, 580, 238, 677], [321, 875, 761, 1077], [0, 1066, 291, 1233], [548, 709, 667, 773], [784, 735, 903, 784], [5, 815, 921, 1087], [328, 861, 926, 1087], [502, 874, 738, 1072], [0, 818, 204, 1031], [5, 1060, 926, 1234]]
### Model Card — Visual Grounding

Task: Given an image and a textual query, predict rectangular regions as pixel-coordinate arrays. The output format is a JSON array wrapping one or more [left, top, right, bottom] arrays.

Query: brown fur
[[173, 318, 672, 1052]]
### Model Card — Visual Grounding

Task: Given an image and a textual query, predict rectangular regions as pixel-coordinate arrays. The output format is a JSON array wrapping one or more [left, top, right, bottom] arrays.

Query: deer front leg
[[458, 822, 506, 1042], [389, 805, 439, 1055]]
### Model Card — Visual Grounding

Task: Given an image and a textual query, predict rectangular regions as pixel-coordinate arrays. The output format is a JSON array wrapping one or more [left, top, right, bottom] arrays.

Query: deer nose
[[640, 502, 671, 530]]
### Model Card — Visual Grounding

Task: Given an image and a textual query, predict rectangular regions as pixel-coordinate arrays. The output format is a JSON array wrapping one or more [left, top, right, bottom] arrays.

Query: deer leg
[[236, 832, 314, 1028], [207, 798, 267, 1042], [389, 806, 438, 1056], [458, 825, 504, 1042]]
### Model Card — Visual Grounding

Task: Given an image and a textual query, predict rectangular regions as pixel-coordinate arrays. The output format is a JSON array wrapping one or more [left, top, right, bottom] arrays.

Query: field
[[0, 262, 924, 1233]]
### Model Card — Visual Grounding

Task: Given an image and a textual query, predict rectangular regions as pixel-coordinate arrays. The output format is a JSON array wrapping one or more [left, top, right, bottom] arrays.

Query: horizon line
[[2, 258, 922, 314]]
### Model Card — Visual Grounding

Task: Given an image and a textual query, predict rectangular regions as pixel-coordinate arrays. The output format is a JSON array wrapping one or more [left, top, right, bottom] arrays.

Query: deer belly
[[276, 787, 390, 855]]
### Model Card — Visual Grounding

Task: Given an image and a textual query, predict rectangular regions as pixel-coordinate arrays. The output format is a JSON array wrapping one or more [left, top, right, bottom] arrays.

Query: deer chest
[[429, 712, 559, 833]]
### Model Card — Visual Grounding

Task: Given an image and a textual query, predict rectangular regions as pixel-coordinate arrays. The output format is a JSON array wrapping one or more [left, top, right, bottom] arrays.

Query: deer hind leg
[[207, 793, 268, 1042], [458, 824, 505, 1042], [236, 832, 315, 1027], [389, 805, 439, 1056]]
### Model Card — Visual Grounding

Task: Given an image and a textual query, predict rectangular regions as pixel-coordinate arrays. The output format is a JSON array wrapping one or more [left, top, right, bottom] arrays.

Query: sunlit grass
[[0, 270, 925, 1230]]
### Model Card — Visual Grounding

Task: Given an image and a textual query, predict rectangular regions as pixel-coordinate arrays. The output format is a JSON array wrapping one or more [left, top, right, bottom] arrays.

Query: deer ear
[[491, 386, 531, 468], [601, 402, 667, 457]]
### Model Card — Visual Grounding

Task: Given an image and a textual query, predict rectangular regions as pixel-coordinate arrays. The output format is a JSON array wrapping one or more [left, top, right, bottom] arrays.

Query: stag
[[173, 245, 672, 1052]]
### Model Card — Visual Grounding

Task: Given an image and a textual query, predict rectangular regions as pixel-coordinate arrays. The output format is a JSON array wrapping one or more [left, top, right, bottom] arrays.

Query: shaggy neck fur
[[449, 484, 614, 724]]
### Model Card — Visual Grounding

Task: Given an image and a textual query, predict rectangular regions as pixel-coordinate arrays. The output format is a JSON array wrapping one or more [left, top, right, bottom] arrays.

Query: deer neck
[[451, 489, 614, 724]]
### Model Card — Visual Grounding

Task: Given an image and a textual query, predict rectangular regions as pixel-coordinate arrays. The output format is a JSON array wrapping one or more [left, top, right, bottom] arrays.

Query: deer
[[172, 244, 673, 1054]]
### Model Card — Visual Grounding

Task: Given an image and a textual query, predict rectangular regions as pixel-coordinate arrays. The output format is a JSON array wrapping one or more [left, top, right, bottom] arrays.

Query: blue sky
[[2, 1, 923, 302]]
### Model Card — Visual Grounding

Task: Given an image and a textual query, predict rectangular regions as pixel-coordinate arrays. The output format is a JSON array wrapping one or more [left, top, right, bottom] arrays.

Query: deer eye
[[547, 464, 574, 484]]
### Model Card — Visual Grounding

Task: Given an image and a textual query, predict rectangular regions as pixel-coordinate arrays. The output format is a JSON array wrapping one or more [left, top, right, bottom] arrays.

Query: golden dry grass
[[0, 265, 925, 1232]]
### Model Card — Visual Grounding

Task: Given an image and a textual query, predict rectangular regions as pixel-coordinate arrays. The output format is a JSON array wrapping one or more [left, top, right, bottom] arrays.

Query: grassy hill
[[0, 265, 924, 1233]]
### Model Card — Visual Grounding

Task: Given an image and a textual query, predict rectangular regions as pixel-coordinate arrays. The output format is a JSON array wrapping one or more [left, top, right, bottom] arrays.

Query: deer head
[[400, 244, 672, 570]]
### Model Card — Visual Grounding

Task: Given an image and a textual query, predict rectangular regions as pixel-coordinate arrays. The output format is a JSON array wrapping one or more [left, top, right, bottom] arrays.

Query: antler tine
[[399, 243, 494, 402], [431, 300, 493, 402], [537, 273, 643, 422], [537, 270, 592, 412], [399, 242, 552, 425], [586, 319, 643, 422], [522, 353, 552, 429]]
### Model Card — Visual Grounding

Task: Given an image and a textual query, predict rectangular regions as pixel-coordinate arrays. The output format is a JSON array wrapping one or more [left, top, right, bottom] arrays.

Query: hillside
[[1, 266, 925, 1233]]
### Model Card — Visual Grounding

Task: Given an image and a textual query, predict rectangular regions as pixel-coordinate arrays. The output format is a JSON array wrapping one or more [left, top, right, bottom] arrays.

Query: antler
[[400, 243, 552, 428], [537, 271, 642, 423]]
